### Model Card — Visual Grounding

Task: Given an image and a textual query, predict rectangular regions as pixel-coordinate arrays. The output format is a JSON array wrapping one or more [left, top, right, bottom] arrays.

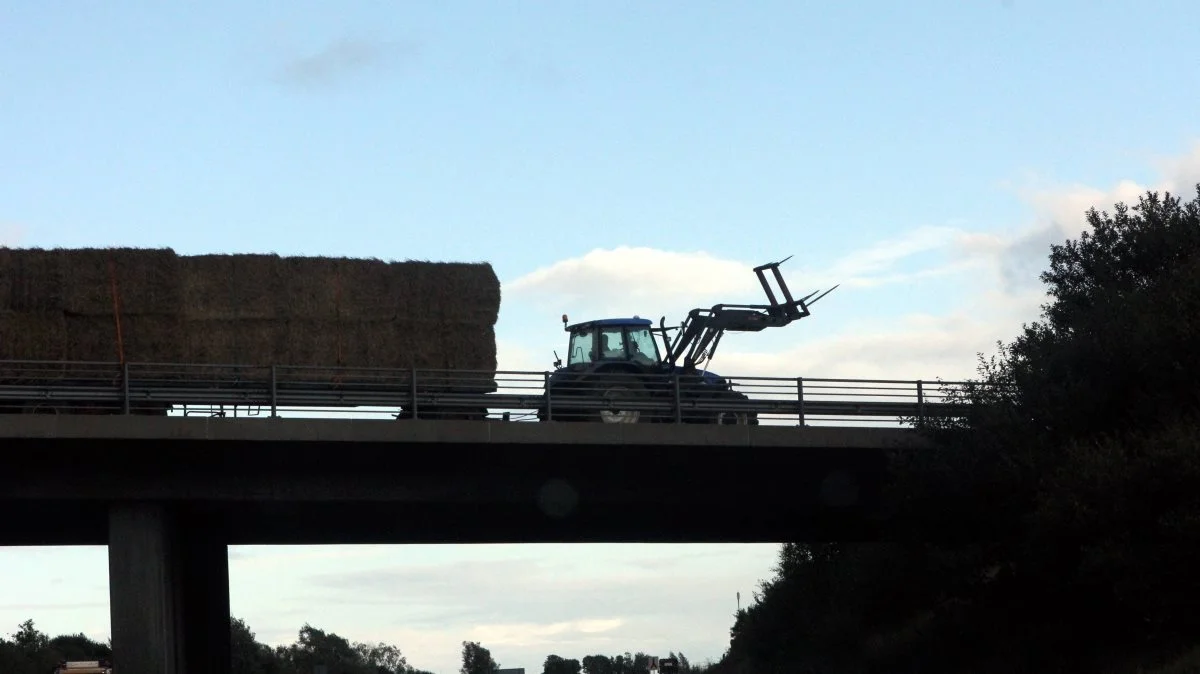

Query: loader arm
[[664, 258, 836, 369]]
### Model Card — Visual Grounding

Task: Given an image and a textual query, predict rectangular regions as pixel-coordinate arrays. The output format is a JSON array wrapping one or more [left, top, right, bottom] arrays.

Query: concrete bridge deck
[[0, 414, 921, 447], [0, 416, 931, 673], [0, 416, 925, 546]]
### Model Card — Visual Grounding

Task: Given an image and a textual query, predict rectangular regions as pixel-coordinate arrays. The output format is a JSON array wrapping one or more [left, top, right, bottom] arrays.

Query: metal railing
[[0, 360, 979, 427]]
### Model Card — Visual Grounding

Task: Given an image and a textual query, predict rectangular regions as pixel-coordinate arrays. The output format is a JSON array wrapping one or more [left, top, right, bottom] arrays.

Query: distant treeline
[[0, 618, 712, 674]]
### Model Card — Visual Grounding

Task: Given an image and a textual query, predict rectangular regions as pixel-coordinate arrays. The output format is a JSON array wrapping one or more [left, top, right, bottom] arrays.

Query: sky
[[2, 0, 1200, 671]]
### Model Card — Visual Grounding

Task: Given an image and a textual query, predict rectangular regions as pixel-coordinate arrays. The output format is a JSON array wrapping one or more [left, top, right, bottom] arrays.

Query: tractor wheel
[[715, 410, 754, 425], [712, 391, 758, 425], [592, 376, 646, 424]]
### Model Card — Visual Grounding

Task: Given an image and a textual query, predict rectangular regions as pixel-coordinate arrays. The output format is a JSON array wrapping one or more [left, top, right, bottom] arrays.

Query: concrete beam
[[0, 415, 930, 449], [108, 504, 230, 674], [0, 416, 927, 546]]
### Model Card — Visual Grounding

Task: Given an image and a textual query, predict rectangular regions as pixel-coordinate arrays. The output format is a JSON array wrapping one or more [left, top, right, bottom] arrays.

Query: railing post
[[544, 371, 552, 421], [796, 377, 805, 426], [410, 367, 419, 420], [673, 374, 682, 424], [916, 379, 925, 425], [121, 362, 130, 415], [269, 365, 278, 417]]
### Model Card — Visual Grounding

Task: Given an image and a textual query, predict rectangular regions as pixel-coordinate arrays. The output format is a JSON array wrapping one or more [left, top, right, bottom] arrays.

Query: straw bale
[[274, 257, 400, 321], [437, 322, 498, 371], [3, 247, 502, 384], [182, 319, 284, 367], [65, 315, 186, 363], [0, 247, 66, 313], [58, 248, 182, 316], [275, 257, 341, 320], [432, 321, 497, 393], [179, 254, 284, 320], [332, 258, 405, 320], [280, 318, 351, 367], [0, 311, 68, 362], [355, 319, 496, 391], [356, 319, 450, 370], [404, 262, 501, 325]]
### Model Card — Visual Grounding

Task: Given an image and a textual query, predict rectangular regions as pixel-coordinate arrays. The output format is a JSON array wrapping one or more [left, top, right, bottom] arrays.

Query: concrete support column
[[108, 504, 231, 674]]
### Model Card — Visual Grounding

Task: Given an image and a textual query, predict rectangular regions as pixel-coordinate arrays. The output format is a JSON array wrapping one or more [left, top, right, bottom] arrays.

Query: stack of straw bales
[[0, 247, 500, 383]]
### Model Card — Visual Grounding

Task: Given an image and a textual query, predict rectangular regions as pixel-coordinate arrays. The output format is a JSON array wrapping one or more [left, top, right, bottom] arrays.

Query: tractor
[[536, 257, 835, 424]]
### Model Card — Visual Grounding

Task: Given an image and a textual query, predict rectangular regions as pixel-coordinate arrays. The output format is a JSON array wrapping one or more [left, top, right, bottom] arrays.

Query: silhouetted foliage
[[542, 653, 582, 674], [0, 620, 111, 674], [702, 186, 1200, 673], [460, 641, 499, 674]]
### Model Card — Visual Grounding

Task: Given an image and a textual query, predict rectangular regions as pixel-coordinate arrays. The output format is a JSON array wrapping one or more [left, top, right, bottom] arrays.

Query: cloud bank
[[502, 142, 1200, 382]]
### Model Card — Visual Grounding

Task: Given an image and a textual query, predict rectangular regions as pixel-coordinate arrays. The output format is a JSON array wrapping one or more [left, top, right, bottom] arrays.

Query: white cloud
[[715, 288, 1046, 382], [500, 142, 1200, 386], [506, 247, 760, 314], [992, 142, 1200, 294], [504, 227, 993, 325], [496, 337, 549, 373], [468, 618, 624, 647]]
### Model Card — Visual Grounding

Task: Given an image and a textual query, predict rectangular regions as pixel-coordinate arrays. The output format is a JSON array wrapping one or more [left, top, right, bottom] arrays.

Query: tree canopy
[[703, 184, 1200, 673]]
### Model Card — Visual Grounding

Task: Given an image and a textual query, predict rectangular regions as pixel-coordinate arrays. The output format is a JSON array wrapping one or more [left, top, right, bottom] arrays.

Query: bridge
[[0, 359, 968, 424], [0, 360, 965, 674]]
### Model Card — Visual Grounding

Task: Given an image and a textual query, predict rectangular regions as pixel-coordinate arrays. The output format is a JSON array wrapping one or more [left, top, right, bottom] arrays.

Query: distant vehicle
[[538, 257, 835, 423], [657, 657, 680, 673], [53, 661, 113, 674]]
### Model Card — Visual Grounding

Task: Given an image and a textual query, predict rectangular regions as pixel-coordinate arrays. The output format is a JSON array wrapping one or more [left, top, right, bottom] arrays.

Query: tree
[[582, 655, 614, 674], [278, 624, 367, 673], [907, 185, 1200, 665], [230, 618, 280, 674], [47, 633, 112, 662], [461, 640, 499, 674], [355, 641, 411, 674], [543, 653, 582, 674], [708, 185, 1200, 673], [12, 620, 48, 654]]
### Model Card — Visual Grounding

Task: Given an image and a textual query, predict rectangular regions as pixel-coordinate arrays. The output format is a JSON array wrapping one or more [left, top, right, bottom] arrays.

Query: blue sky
[[2, 1, 1200, 671]]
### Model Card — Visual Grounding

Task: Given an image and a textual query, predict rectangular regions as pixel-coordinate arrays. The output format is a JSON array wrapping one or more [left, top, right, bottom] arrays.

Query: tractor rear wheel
[[591, 376, 647, 424], [712, 391, 758, 425], [715, 410, 753, 425]]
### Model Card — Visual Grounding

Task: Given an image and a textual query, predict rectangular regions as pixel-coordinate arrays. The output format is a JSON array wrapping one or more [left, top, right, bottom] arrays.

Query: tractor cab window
[[626, 327, 659, 365], [568, 329, 595, 365], [598, 327, 626, 359]]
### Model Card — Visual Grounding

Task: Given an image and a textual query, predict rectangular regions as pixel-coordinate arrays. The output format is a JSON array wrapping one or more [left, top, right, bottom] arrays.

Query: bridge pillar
[[108, 504, 231, 674]]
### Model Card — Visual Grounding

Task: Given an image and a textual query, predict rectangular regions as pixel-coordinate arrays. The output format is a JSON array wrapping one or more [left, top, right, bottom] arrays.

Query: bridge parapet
[[0, 359, 982, 427]]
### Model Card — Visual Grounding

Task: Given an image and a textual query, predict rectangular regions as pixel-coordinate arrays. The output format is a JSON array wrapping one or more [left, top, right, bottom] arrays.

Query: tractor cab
[[558, 316, 663, 370]]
